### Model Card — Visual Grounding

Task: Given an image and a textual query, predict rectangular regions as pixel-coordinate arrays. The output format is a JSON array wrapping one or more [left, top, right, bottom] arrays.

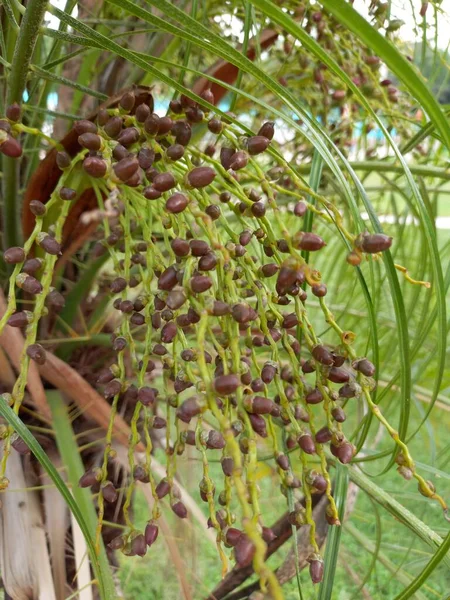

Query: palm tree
[[0, 1, 449, 598]]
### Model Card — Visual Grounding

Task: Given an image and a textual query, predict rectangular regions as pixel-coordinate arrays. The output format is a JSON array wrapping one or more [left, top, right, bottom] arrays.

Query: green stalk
[[23, 0, 79, 182], [2, 0, 48, 251], [6, 0, 48, 106]]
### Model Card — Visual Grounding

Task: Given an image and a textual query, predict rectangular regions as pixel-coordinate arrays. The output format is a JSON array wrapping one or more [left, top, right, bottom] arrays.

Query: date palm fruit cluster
[[264, 2, 413, 161], [0, 88, 446, 594]]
